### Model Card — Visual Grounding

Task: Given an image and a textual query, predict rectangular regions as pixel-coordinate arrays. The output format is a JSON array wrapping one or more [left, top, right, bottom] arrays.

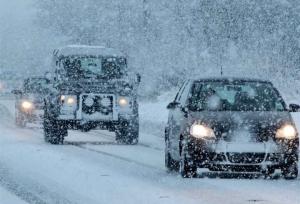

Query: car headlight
[[60, 95, 77, 106], [190, 124, 216, 139], [118, 97, 129, 107], [276, 124, 297, 139], [21, 100, 34, 110]]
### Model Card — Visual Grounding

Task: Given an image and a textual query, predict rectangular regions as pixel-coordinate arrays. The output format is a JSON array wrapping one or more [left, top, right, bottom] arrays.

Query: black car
[[165, 78, 299, 179], [13, 77, 51, 127]]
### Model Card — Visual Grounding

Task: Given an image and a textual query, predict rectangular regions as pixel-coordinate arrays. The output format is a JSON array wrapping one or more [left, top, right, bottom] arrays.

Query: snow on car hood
[[188, 111, 294, 142], [57, 78, 136, 94]]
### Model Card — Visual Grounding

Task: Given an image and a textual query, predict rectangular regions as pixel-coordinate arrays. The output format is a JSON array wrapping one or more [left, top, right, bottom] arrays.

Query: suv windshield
[[24, 78, 50, 94], [62, 56, 126, 79], [189, 81, 286, 111]]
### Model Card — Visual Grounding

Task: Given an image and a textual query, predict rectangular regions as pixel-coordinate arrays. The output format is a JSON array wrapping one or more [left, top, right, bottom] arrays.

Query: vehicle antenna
[[221, 66, 223, 76]]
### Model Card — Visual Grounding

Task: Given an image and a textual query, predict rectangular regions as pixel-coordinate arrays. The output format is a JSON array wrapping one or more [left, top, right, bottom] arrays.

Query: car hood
[[188, 111, 294, 142]]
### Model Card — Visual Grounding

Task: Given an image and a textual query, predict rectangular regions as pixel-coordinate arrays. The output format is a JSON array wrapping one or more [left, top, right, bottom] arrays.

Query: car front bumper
[[185, 136, 299, 171]]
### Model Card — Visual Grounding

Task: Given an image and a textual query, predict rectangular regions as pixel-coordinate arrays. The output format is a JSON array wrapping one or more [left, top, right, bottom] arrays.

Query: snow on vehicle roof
[[192, 77, 272, 84], [54, 45, 125, 58]]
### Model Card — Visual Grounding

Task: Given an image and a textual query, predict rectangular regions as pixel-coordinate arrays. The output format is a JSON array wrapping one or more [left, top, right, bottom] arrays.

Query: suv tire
[[115, 119, 139, 145], [44, 115, 67, 145]]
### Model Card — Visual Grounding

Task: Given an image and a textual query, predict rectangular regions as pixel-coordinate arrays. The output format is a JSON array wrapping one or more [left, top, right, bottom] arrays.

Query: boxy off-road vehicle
[[44, 45, 140, 145]]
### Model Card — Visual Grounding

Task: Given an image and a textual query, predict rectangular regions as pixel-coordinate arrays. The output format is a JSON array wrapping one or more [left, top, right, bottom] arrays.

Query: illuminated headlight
[[60, 95, 77, 105], [118, 97, 129, 107], [276, 124, 297, 139], [21, 101, 34, 110], [190, 124, 216, 139]]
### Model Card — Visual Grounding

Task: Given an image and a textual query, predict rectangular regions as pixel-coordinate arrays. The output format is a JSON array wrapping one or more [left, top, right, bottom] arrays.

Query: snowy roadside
[[0, 186, 27, 204], [139, 91, 175, 138]]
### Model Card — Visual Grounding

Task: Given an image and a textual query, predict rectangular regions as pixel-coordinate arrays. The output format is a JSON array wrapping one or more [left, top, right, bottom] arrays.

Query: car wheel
[[180, 147, 197, 178], [116, 120, 139, 145], [15, 111, 26, 127], [165, 137, 179, 172], [282, 162, 298, 180], [44, 115, 67, 145]]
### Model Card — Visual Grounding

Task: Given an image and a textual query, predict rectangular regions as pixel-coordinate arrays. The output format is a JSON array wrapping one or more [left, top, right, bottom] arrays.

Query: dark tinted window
[[62, 56, 127, 79]]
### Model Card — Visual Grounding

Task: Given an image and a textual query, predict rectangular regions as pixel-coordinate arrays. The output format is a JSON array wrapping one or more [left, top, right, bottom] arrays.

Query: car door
[[168, 81, 191, 159]]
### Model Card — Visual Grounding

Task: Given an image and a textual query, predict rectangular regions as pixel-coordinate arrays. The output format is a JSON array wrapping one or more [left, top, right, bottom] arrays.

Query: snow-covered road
[[0, 98, 299, 204]]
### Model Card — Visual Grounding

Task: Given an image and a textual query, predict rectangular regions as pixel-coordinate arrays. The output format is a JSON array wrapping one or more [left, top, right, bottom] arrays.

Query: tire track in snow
[[70, 143, 162, 171], [0, 163, 75, 204]]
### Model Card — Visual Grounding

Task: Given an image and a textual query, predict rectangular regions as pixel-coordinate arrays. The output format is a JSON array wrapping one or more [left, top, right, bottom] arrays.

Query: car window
[[174, 81, 188, 102], [178, 81, 191, 106], [189, 81, 287, 111]]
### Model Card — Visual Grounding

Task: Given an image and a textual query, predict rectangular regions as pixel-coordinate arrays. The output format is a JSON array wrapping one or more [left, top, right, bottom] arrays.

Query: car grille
[[81, 94, 114, 119], [226, 153, 265, 164]]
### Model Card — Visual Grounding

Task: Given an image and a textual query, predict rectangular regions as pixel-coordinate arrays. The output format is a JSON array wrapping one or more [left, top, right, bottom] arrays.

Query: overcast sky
[[0, 0, 37, 73]]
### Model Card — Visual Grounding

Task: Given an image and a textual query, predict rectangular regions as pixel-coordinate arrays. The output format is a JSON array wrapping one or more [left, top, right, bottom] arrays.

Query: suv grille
[[81, 94, 114, 120]]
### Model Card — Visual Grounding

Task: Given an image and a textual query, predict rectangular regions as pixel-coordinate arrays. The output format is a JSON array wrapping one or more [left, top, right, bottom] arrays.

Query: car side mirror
[[136, 73, 141, 83], [289, 104, 300, 112], [11, 89, 22, 95], [167, 101, 180, 109]]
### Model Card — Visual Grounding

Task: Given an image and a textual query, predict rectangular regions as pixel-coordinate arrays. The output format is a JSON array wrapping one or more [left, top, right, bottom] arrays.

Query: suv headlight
[[60, 95, 77, 106], [190, 124, 216, 139], [276, 124, 297, 139], [118, 97, 130, 107]]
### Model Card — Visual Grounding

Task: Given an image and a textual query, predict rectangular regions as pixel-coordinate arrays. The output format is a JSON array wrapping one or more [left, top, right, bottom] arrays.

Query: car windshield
[[62, 56, 126, 79], [24, 79, 50, 94], [188, 81, 286, 111]]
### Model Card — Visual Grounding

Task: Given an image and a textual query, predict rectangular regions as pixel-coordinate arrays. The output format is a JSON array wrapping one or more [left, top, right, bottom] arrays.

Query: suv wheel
[[180, 146, 197, 178], [115, 119, 139, 145], [282, 162, 298, 180], [44, 116, 67, 145]]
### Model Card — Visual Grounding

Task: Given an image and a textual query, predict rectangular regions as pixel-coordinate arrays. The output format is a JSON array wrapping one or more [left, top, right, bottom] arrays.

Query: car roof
[[54, 45, 125, 58], [192, 77, 272, 84]]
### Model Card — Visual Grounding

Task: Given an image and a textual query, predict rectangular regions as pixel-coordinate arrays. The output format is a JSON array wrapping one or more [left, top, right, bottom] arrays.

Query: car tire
[[282, 162, 298, 180], [15, 111, 26, 127], [115, 119, 139, 145], [165, 136, 179, 172], [44, 115, 67, 145], [180, 147, 197, 178]]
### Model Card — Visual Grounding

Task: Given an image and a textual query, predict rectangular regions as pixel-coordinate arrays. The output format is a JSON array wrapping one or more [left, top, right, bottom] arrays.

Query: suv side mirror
[[289, 104, 300, 112], [11, 89, 22, 95], [167, 101, 180, 109]]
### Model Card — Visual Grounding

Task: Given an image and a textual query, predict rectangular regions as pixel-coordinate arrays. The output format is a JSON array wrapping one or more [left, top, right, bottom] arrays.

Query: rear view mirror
[[289, 104, 300, 112], [167, 101, 179, 109], [11, 89, 22, 95]]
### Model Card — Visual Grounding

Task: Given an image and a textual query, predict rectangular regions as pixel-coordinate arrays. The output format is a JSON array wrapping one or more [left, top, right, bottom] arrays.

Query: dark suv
[[165, 78, 299, 179], [43, 45, 140, 145]]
